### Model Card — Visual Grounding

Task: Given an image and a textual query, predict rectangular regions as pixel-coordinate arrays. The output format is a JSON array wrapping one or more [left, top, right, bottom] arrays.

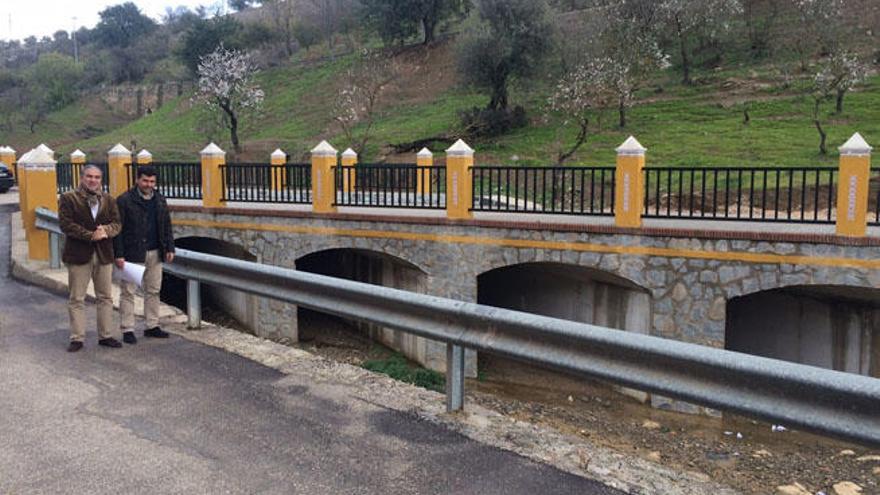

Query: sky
[[1, 0, 229, 42]]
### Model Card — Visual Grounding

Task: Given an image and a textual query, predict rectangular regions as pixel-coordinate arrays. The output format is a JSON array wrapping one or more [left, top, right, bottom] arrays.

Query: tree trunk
[[676, 20, 692, 85], [618, 97, 626, 128], [557, 118, 589, 165], [813, 98, 827, 155], [220, 100, 241, 154], [836, 89, 845, 114], [422, 16, 436, 45]]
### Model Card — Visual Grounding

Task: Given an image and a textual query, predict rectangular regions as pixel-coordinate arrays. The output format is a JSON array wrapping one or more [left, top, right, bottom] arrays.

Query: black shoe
[[144, 327, 169, 339], [67, 341, 84, 352], [98, 337, 122, 348], [122, 331, 137, 344]]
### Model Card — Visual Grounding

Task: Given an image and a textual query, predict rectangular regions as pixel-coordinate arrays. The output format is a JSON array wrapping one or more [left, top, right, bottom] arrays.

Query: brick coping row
[[168, 205, 880, 247]]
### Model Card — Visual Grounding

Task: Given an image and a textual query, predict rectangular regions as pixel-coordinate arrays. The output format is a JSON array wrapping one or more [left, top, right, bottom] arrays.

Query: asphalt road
[[0, 207, 622, 495]]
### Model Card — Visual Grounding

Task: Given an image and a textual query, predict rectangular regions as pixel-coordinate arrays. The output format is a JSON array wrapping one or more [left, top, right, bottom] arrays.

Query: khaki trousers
[[67, 253, 114, 342], [120, 249, 163, 331]]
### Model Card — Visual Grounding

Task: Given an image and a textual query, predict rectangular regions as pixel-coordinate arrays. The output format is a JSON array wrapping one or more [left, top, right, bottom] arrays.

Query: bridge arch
[[295, 248, 448, 371], [477, 262, 651, 331], [726, 285, 880, 377], [162, 236, 273, 337]]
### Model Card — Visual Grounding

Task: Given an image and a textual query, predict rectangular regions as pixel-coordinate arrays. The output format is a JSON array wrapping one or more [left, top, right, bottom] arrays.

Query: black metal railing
[[56, 162, 109, 193], [869, 168, 880, 226], [125, 162, 203, 199], [471, 166, 616, 215], [221, 163, 311, 203], [334, 164, 446, 209], [644, 167, 838, 223]]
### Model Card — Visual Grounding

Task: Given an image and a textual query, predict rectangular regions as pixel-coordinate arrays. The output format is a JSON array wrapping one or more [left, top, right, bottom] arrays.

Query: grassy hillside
[[3, 41, 878, 167]]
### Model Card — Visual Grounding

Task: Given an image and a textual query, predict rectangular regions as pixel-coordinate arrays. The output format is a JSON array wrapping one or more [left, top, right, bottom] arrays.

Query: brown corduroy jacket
[[58, 189, 121, 265]]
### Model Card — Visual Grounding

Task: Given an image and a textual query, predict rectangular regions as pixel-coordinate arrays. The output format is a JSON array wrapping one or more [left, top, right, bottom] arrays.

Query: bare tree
[[263, 0, 298, 57], [332, 51, 399, 156], [194, 45, 265, 154]]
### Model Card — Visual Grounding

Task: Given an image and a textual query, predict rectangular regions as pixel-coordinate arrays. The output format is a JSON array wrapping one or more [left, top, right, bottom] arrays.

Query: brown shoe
[[67, 341, 84, 352]]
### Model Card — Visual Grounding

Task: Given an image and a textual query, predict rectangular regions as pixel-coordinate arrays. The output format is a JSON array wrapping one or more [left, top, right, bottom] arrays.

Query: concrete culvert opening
[[295, 249, 439, 369], [476, 262, 651, 400], [162, 237, 258, 333], [726, 285, 880, 378]]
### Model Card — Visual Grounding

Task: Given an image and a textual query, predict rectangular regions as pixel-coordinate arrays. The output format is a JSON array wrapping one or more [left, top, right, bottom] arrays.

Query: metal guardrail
[[33, 209, 880, 447], [35, 207, 63, 269]]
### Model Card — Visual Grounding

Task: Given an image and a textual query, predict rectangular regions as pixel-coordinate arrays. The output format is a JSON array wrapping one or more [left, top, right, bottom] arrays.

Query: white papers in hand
[[117, 262, 145, 288]]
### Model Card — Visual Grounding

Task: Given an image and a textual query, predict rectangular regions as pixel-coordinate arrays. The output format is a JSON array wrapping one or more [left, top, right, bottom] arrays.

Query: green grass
[[4, 50, 878, 169], [362, 352, 446, 392]]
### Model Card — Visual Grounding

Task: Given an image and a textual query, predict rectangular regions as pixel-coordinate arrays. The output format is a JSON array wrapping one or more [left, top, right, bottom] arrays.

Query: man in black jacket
[[114, 165, 175, 344]]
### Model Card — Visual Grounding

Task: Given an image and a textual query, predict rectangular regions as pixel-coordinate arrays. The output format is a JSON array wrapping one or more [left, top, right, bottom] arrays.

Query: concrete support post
[[836, 133, 873, 237], [446, 343, 465, 412], [417, 147, 432, 196], [70, 149, 86, 190], [19, 148, 57, 261], [445, 139, 474, 220], [187, 279, 202, 329], [0, 146, 16, 181], [311, 141, 337, 214], [107, 143, 131, 197], [341, 148, 357, 195], [614, 136, 647, 228], [270, 148, 287, 192], [201, 143, 226, 208]]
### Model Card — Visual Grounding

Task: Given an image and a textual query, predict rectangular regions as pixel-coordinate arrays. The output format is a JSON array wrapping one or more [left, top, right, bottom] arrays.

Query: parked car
[[0, 164, 13, 193]]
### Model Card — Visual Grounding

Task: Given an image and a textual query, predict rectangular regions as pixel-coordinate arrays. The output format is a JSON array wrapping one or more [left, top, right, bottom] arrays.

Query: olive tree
[[457, 0, 555, 111]]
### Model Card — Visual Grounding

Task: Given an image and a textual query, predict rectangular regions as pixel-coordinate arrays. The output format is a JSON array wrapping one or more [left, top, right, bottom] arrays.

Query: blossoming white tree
[[332, 51, 398, 156], [810, 50, 868, 154], [655, 0, 742, 85], [194, 45, 264, 154], [546, 59, 615, 165]]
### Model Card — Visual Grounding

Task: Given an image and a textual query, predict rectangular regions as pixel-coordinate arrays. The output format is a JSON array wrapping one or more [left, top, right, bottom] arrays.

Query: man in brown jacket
[[58, 164, 122, 352]]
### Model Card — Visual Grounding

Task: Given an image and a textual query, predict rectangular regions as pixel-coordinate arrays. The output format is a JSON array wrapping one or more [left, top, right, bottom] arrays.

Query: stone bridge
[[170, 203, 880, 395], [7, 134, 879, 410]]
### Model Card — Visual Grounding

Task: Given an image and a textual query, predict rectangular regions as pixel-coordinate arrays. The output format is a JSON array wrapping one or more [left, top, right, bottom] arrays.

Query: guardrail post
[[107, 143, 131, 197], [271, 148, 287, 192], [19, 147, 57, 261], [48, 232, 61, 269], [0, 146, 16, 182], [445, 343, 465, 412], [311, 141, 337, 213], [187, 279, 202, 329], [417, 147, 432, 196], [614, 136, 647, 228], [341, 148, 357, 196], [835, 132, 872, 237], [70, 149, 86, 190], [201, 142, 226, 208], [445, 139, 474, 219]]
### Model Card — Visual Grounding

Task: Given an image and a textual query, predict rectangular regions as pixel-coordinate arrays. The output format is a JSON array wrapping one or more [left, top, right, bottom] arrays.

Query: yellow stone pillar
[[70, 149, 86, 190], [107, 143, 131, 197], [835, 133, 873, 237], [311, 141, 337, 214], [201, 143, 226, 208], [0, 146, 16, 181], [614, 136, 647, 228], [20, 148, 57, 261], [341, 148, 357, 195], [271, 148, 287, 192], [445, 140, 474, 220], [137, 149, 153, 165], [417, 147, 432, 196]]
